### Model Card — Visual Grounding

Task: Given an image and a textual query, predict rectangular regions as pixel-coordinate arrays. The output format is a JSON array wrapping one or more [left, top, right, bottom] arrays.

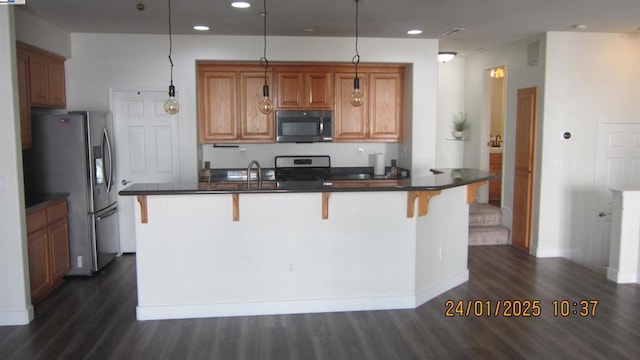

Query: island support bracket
[[322, 192, 330, 220], [137, 195, 148, 224], [232, 194, 239, 222], [407, 190, 441, 218], [466, 181, 487, 204]]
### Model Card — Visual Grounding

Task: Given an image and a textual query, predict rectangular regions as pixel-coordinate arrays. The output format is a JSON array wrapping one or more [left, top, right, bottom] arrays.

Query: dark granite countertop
[[119, 168, 498, 196], [26, 193, 69, 213]]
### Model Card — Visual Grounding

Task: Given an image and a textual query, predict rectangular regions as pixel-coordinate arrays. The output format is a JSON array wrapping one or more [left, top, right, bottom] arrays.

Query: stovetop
[[275, 155, 331, 183]]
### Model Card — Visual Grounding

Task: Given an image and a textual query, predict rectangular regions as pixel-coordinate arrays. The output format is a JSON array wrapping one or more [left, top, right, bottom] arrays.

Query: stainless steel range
[[275, 155, 333, 188]]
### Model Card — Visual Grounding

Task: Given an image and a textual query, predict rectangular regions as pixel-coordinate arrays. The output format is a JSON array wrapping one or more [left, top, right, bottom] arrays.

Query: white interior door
[[595, 121, 640, 272], [114, 90, 182, 252]]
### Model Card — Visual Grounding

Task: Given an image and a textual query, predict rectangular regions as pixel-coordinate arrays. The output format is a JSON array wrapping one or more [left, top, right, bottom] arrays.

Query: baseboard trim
[[415, 270, 469, 307], [0, 306, 34, 326], [607, 267, 639, 284], [533, 246, 569, 258], [137, 295, 416, 321]]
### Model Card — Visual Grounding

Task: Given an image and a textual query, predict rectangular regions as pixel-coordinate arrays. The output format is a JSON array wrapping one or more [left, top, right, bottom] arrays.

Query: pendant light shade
[[350, 0, 363, 107], [259, 84, 273, 114], [164, 84, 180, 114], [258, 0, 273, 114], [350, 78, 364, 107], [164, 0, 179, 114]]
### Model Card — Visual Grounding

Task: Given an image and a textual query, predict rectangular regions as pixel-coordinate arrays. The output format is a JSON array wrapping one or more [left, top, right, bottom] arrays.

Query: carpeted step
[[469, 203, 502, 226], [469, 225, 510, 246]]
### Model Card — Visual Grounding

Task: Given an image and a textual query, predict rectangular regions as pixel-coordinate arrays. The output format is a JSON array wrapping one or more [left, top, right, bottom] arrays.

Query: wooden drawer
[[26, 209, 47, 233], [46, 199, 68, 223]]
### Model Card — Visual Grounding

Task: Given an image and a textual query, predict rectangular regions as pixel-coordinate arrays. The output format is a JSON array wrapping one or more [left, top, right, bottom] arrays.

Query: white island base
[[133, 186, 471, 320]]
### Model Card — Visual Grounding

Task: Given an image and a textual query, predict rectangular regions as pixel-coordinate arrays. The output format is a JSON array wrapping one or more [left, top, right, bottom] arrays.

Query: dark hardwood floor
[[1, 246, 639, 359]]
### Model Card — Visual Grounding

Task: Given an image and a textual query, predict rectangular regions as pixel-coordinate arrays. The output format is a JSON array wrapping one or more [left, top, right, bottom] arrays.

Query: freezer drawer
[[93, 205, 120, 271]]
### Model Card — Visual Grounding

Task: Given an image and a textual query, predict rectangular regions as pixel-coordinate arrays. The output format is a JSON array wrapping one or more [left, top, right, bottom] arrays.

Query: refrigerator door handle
[[96, 206, 118, 221], [103, 128, 114, 193]]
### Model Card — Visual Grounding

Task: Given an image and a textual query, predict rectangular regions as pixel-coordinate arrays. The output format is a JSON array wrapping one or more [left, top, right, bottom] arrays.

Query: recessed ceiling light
[[302, 28, 316, 33], [407, 30, 423, 35], [231, 1, 251, 8], [193, 25, 210, 31]]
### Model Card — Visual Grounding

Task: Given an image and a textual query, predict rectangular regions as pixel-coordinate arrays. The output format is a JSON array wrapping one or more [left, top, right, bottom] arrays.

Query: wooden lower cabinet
[[27, 227, 51, 303], [26, 199, 70, 304], [489, 152, 503, 205]]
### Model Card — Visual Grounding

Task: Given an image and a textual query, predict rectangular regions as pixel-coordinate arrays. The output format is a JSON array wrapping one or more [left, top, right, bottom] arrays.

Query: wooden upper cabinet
[[275, 67, 333, 109], [198, 69, 238, 142], [47, 58, 67, 107], [28, 54, 49, 105], [197, 63, 275, 143], [334, 66, 404, 142], [196, 62, 403, 144], [369, 71, 404, 142], [239, 72, 274, 141], [17, 50, 32, 149], [19, 44, 66, 108], [276, 72, 303, 108], [334, 72, 368, 141], [305, 72, 333, 109]]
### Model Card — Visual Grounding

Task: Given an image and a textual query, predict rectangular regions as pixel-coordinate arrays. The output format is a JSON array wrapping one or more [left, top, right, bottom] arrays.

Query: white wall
[[540, 32, 640, 266], [464, 34, 547, 232], [65, 34, 438, 181], [436, 56, 466, 168], [14, 8, 70, 58], [0, 7, 33, 326]]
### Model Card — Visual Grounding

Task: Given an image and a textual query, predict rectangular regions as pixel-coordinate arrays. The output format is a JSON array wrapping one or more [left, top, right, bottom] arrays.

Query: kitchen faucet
[[247, 160, 263, 188]]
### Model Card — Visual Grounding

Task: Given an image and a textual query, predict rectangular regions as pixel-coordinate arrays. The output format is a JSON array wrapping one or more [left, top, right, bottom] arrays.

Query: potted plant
[[452, 112, 469, 139]]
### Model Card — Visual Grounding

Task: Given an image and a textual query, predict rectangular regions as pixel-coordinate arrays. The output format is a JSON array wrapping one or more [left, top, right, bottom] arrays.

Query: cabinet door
[[239, 72, 275, 142], [29, 54, 49, 106], [17, 50, 32, 149], [48, 218, 70, 282], [198, 70, 238, 142], [333, 72, 368, 141], [28, 228, 51, 303], [306, 72, 333, 109], [369, 72, 403, 142], [276, 72, 304, 109], [47, 56, 66, 107]]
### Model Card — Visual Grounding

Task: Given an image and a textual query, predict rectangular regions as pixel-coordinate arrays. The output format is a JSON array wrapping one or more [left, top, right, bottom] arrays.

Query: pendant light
[[258, 0, 273, 114], [164, 0, 180, 115], [350, 0, 363, 107]]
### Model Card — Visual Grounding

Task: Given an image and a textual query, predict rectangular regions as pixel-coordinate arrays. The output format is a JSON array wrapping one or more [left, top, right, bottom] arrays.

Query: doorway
[[488, 66, 506, 207], [113, 90, 182, 252]]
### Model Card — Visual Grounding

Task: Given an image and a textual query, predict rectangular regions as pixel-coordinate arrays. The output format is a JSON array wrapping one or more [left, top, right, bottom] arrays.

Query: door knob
[[121, 179, 131, 186], [598, 211, 608, 217]]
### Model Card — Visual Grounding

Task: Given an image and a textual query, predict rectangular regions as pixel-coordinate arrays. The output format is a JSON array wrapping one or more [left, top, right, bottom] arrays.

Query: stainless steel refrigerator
[[27, 111, 120, 276]]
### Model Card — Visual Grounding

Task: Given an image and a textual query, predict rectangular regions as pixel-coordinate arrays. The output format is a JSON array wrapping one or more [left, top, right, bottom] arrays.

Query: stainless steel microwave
[[276, 110, 333, 143]]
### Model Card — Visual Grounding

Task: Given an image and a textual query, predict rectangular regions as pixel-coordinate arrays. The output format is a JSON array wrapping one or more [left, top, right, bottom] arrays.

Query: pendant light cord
[[168, 0, 174, 86], [352, 0, 360, 79], [260, 0, 269, 87]]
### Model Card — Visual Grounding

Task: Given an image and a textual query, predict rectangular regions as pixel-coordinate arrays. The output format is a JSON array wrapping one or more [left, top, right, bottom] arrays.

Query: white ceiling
[[20, 0, 640, 55]]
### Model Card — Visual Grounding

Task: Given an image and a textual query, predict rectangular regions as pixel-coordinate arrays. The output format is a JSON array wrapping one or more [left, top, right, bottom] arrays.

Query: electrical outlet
[[77, 256, 84, 268], [287, 261, 296, 275], [357, 148, 364, 156], [239, 148, 247, 158]]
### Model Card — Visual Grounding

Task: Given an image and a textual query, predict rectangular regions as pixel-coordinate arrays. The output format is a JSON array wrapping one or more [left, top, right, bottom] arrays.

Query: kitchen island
[[120, 169, 497, 320]]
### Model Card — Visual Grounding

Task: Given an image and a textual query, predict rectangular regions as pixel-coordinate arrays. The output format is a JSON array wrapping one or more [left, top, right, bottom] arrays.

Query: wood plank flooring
[[1, 246, 639, 359]]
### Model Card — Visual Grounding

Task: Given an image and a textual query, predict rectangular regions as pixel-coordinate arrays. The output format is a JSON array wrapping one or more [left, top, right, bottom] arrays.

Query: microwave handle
[[319, 120, 324, 134]]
